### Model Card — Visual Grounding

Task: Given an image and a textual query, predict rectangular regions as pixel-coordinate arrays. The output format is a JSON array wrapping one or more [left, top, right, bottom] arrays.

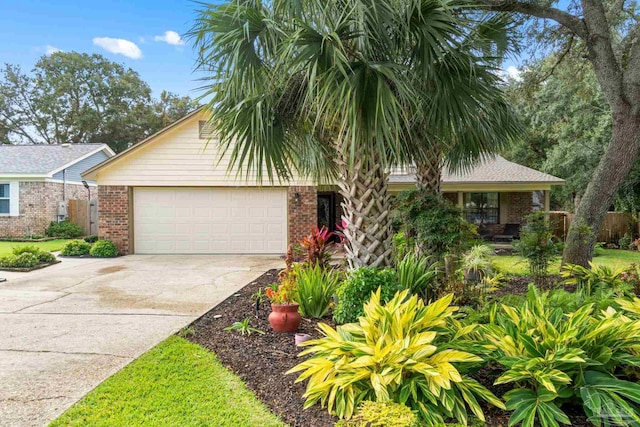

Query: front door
[[317, 193, 336, 233]]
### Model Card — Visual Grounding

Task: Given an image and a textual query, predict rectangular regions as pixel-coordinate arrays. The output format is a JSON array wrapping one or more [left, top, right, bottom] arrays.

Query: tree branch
[[473, 0, 588, 38]]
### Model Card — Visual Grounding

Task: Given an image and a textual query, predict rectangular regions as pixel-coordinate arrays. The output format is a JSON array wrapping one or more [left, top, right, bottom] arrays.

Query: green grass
[[50, 336, 286, 427], [493, 249, 640, 276], [0, 239, 71, 257]]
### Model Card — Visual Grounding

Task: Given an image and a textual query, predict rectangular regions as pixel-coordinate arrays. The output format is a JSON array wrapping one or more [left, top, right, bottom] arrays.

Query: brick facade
[[98, 185, 131, 255], [507, 192, 533, 224], [0, 181, 93, 238], [287, 186, 317, 246]]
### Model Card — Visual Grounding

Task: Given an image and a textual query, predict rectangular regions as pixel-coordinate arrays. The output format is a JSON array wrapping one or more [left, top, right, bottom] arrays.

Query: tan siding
[[95, 112, 311, 187]]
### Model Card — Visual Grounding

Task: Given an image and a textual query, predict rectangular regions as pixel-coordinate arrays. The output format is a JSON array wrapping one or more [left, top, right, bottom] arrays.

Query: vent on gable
[[198, 120, 215, 139]]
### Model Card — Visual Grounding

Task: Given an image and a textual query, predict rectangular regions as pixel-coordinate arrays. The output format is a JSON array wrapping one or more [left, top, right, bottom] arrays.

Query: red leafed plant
[[300, 226, 334, 268]]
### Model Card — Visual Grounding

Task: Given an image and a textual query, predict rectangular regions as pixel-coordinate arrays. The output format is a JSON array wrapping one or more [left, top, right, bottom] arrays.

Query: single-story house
[[0, 143, 115, 237], [83, 109, 564, 255]]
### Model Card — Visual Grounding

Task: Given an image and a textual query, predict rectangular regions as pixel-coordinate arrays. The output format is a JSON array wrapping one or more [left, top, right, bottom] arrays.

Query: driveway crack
[[13, 292, 70, 314]]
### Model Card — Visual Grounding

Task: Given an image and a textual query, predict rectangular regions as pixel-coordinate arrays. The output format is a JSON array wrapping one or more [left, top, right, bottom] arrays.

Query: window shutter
[[199, 120, 215, 139], [9, 181, 19, 217]]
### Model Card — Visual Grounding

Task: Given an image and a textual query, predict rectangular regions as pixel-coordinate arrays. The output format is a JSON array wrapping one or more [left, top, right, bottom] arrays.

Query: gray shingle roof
[[389, 155, 565, 184], [0, 144, 111, 175]]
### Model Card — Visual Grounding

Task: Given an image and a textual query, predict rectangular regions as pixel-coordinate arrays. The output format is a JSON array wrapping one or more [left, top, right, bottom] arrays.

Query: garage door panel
[[133, 187, 287, 254]]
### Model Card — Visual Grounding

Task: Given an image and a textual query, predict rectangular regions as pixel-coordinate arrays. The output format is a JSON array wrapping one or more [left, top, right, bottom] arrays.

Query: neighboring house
[[83, 109, 564, 255], [0, 144, 115, 237]]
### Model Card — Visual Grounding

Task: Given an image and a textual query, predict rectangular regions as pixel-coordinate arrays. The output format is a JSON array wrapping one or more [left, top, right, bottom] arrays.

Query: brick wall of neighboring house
[[507, 192, 533, 224], [0, 181, 92, 238], [98, 185, 130, 255], [288, 186, 317, 246]]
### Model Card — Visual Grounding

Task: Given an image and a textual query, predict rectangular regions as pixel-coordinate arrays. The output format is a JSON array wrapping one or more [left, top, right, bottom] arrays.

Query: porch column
[[544, 190, 551, 222], [457, 192, 464, 209]]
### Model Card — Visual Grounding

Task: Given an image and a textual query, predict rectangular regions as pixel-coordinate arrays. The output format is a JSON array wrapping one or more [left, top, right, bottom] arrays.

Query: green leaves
[[296, 263, 341, 319], [288, 290, 501, 424], [505, 389, 570, 427]]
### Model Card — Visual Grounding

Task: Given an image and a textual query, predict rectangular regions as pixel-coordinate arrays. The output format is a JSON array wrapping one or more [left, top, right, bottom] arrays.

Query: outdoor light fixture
[[294, 192, 301, 203]]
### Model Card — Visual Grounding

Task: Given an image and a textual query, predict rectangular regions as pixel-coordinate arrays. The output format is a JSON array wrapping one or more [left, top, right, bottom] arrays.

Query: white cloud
[[154, 30, 184, 46], [45, 45, 62, 55], [505, 65, 522, 82], [93, 37, 142, 59]]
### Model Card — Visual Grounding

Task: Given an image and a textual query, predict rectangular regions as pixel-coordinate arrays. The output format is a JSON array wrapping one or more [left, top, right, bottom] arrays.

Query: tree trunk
[[337, 149, 394, 269], [414, 144, 442, 194], [562, 111, 640, 266]]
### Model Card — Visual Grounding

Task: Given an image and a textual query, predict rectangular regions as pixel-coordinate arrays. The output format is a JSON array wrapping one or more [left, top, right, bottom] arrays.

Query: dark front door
[[317, 193, 336, 233]]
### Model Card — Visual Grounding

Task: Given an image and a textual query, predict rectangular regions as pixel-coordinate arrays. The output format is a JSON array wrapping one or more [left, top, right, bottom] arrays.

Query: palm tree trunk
[[414, 144, 442, 194], [337, 148, 394, 268]]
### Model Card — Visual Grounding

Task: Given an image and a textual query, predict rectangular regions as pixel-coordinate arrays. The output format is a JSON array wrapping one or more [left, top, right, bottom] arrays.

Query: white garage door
[[133, 187, 288, 254]]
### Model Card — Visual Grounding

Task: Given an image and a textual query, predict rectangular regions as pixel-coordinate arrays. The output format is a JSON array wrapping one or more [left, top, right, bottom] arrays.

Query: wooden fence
[[550, 211, 637, 243], [68, 199, 98, 236]]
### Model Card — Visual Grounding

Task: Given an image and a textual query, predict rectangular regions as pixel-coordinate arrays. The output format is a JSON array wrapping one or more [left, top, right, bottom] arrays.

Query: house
[[82, 109, 564, 255], [0, 144, 115, 237]]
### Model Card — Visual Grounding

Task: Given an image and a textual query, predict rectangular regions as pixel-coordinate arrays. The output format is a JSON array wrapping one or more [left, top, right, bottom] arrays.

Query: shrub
[[394, 190, 478, 261], [296, 264, 341, 318], [89, 240, 119, 258], [619, 232, 633, 250], [334, 401, 419, 427], [11, 246, 55, 264], [460, 244, 494, 283], [84, 235, 99, 244], [300, 226, 334, 268], [513, 212, 559, 285], [60, 240, 92, 257], [561, 261, 631, 297], [289, 290, 504, 424], [45, 220, 83, 238], [333, 267, 398, 324], [483, 285, 640, 427], [0, 252, 39, 268], [395, 253, 438, 300]]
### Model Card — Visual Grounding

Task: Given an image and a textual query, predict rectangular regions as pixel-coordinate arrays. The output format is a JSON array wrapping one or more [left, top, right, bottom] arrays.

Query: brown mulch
[[188, 269, 594, 427], [188, 269, 337, 427]]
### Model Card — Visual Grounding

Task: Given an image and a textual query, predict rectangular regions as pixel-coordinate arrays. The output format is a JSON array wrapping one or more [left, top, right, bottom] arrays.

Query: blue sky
[[0, 0, 529, 99], [0, 0, 217, 98]]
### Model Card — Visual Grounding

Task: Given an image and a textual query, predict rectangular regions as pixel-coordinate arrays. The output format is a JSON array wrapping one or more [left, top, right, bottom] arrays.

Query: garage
[[133, 187, 288, 254]]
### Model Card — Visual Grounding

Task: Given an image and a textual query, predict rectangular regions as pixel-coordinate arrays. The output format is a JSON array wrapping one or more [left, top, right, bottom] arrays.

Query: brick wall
[[98, 185, 130, 254], [507, 192, 533, 224], [0, 181, 92, 238], [288, 186, 317, 245]]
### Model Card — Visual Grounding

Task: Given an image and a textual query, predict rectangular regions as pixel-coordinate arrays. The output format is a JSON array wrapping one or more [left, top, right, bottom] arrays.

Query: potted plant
[[265, 273, 301, 333]]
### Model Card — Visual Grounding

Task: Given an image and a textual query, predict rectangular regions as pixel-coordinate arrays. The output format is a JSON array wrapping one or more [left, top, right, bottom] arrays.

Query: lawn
[[492, 248, 640, 276], [0, 239, 70, 257], [49, 336, 286, 427]]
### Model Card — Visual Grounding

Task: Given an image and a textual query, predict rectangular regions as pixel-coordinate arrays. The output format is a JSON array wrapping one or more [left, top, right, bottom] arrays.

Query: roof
[[82, 107, 205, 180], [389, 155, 565, 185], [0, 143, 115, 176]]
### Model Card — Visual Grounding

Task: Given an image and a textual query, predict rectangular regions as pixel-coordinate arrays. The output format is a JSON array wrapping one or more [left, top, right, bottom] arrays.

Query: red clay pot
[[269, 303, 301, 333]]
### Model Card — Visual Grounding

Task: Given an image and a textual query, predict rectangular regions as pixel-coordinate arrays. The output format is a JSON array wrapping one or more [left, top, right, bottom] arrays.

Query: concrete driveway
[[0, 254, 283, 427]]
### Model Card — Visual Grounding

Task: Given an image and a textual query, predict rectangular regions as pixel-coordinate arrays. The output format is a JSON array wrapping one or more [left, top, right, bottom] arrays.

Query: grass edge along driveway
[[0, 239, 70, 257], [50, 336, 286, 427]]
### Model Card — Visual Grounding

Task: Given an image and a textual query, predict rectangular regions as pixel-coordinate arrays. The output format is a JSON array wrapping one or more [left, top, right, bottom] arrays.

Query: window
[[464, 192, 499, 225], [198, 120, 214, 139], [0, 183, 9, 214]]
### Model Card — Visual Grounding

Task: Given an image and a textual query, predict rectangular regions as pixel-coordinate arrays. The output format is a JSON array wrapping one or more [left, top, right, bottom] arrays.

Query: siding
[[53, 150, 110, 183], [95, 112, 311, 187]]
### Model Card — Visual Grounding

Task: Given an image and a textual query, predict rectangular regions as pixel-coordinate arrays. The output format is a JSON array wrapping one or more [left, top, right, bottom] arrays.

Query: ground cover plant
[[51, 336, 285, 427]]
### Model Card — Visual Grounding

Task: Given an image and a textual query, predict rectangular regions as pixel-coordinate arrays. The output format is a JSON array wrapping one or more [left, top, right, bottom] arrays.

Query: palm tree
[[190, 0, 517, 268]]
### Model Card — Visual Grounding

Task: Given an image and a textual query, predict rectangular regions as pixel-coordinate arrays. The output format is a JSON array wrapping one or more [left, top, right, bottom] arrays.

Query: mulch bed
[[189, 269, 593, 427], [188, 269, 337, 427]]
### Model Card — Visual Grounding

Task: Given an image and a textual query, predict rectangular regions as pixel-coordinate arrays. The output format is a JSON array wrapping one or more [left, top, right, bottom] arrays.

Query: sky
[[0, 0, 221, 99], [0, 0, 524, 101]]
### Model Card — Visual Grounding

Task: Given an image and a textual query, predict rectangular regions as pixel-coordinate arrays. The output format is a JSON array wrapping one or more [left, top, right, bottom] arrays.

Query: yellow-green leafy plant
[[334, 401, 419, 427], [395, 253, 439, 300], [483, 285, 640, 427], [288, 290, 504, 425], [561, 262, 631, 297]]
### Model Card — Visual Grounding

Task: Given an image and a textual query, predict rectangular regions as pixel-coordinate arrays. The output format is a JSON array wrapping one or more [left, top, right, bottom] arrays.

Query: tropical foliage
[[561, 262, 631, 298], [483, 285, 640, 427], [300, 226, 335, 269], [289, 290, 504, 424], [396, 253, 439, 300], [334, 401, 420, 427], [295, 263, 341, 319]]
